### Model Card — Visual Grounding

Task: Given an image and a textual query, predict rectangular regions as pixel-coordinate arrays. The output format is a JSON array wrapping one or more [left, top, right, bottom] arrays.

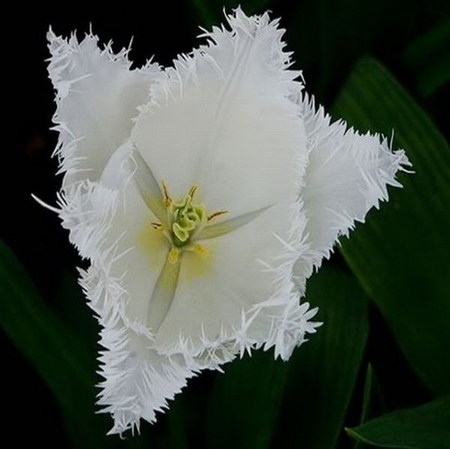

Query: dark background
[[3, 0, 449, 446]]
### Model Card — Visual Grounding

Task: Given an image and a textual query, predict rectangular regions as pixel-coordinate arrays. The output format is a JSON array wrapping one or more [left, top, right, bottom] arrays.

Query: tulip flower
[[46, 8, 408, 434]]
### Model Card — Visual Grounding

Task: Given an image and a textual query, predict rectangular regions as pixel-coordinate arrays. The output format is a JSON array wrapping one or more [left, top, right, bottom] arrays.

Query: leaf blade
[[403, 18, 450, 96], [333, 56, 450, 396], [0, 241, 109, 447], [205, 349, 288, 449], [346, 395, 450, 449], [276, 265, 369, 449]]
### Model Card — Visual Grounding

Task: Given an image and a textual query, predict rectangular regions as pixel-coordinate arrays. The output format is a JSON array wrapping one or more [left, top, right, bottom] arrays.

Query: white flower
[[46, 8, 409, 435]]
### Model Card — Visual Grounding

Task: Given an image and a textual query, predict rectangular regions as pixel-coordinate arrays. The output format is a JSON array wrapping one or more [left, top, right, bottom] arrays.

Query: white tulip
[[45, 8, 409, 434]]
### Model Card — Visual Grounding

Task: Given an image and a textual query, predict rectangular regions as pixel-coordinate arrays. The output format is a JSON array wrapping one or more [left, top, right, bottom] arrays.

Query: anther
[[208, 210, 229, 221], [162, 180, 171, 206], [188, 184, 198, 199]]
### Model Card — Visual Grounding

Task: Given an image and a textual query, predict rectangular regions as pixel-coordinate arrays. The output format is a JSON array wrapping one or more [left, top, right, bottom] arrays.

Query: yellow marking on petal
[[182, 241, 216, 282], [193, 243, 209, 260], [137, 181, 234, 285], [168, 247, 181, 265], [136, 216, 168, 270]]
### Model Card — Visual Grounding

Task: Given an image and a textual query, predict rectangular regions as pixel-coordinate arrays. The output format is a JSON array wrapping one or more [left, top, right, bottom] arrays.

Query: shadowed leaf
[[347, 395, 450, 449], [333, 57, 450, 396], [276, 265, 369, 449]]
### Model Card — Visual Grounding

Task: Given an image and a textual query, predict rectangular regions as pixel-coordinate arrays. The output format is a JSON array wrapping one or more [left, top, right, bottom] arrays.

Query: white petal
[[56, 142, 136, 261], [80, 265, 196, 435], [73, 10, 318, 369], [57, 140, 168, 336], [131, 8, 304, 219], [154, 202, 290, 352], [63, 149, 196, 433], [86, 155, 316, 367], [47, 29, 162, 187], [299, 94, 410, 275], [115, 9, 318, 362]]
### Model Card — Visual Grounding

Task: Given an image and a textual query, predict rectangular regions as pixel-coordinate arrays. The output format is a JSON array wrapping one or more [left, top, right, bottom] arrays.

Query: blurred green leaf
[[347, 395, 450, 449], [287, 0, 389, 98], [205, 349, 288, 449], [190, 0, 217, 27], [276, 265, 368, 449], [191, 0, 271, 27], [360, 365, 375, 424], [333, 57, 450, 396], [285, 0, 450, 101], [404, 18, 450, 97], [354, 365, 387, 449], [54, 270, 99, 352], [0, 241, 110, 448], [158, 395, 191, 449]]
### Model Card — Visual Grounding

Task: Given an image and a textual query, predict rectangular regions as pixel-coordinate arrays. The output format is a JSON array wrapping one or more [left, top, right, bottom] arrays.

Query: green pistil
[[168, 189, 207, 247]]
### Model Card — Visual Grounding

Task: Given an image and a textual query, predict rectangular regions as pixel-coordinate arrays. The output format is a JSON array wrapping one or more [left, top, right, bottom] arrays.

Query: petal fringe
[[81, 265, 196, 435], [47, 29, 162, 188], [298, 93, 410, 276]]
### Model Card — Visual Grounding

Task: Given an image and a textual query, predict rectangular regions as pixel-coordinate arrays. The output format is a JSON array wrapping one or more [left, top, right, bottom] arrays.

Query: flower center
[[167, 185, 207, 247], [133, 148, 269, 282], [150, 181, 228, 259]]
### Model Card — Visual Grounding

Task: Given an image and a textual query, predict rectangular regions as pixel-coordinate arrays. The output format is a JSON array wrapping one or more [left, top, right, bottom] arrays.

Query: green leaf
[[333, 56, 450, 396], [190, 0, 271, 27], [276, 265, 369, 449], [355, 365, 387, 449], [205, 349, 288, 449], [0, 241, 109, 448], [190, 0, 220, 26], [54, 270, 99, 352], [157, 395, 191, 449], [347, 395, 450, 449], [361, 365, 376, 424], [403, 18, 450, 96]]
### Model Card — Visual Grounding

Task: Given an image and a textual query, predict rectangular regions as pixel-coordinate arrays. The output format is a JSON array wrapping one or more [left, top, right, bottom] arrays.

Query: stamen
[[208, 210, 229, 221], [150, 181, 220, 249], [188, 184, 198, 199], [161, 180, 171, 206]]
